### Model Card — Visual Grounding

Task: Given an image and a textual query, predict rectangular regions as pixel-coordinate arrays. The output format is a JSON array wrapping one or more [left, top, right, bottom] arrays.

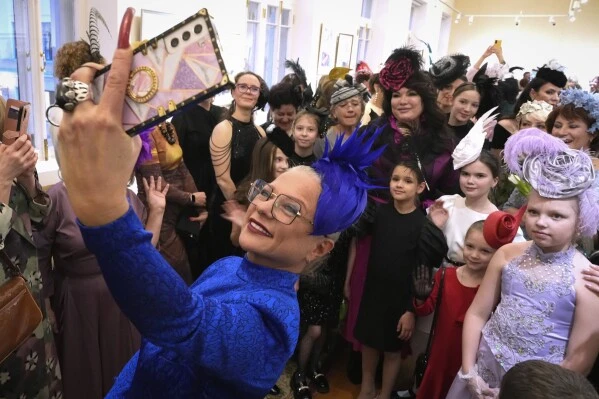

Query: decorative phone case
[[94, 9, 231, 136]]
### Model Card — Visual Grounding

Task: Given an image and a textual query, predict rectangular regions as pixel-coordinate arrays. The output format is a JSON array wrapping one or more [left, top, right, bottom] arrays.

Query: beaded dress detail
[[482, 243, 576, 373]]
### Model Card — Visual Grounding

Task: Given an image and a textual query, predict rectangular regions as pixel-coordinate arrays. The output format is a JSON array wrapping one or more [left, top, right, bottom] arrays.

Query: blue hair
[[311, 126, 386, 236]]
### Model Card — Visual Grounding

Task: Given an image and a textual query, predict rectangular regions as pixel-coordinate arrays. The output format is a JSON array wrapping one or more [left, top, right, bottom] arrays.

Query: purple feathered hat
[[504, 128, 599, 237], [310, 127, 386, 236]]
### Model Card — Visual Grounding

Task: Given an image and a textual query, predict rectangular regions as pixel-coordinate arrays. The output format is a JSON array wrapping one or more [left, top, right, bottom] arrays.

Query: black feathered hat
[[535, 60, 568, 88], [472, 63, 502, 119], [429, 54, 470, 89], [265, 125, 294, 157]]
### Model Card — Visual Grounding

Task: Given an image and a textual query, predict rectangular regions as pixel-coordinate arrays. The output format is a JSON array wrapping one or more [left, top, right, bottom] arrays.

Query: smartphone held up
[[92, 8, 231, 137], [2, 99, 31, 146]]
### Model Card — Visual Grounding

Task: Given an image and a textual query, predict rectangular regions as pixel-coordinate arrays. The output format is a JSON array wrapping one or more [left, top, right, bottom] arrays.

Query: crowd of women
[[2, 6, 599, 399]]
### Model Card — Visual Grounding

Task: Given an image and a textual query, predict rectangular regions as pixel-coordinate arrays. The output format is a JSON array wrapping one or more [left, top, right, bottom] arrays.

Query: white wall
[[72, 0, 456, 86], [449, 0, 599, 90]]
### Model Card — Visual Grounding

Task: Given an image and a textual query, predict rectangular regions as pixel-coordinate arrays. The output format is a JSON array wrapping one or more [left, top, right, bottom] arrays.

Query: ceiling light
[[468, 15, 474, 25], [569, 15, 577, 22], [572, 0, 581, 10]]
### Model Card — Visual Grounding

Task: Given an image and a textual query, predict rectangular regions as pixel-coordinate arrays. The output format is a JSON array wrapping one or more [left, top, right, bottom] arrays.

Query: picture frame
[[335, 33, 354, 68], [317, 24, 336, 75]]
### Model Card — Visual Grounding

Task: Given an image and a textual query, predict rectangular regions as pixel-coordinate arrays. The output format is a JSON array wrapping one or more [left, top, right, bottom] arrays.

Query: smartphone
[[2, 99, 30, 145], [494, 39, 502, 49], [94, 8, 231, 137]]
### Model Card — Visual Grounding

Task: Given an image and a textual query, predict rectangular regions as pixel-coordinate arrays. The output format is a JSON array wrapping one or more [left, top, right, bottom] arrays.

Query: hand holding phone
[[2, 99, 31, 145], [93, 8, 231, 136]]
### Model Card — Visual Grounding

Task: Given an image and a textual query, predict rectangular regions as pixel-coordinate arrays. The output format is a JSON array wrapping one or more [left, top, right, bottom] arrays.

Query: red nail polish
[[118, 8, 135, 49]]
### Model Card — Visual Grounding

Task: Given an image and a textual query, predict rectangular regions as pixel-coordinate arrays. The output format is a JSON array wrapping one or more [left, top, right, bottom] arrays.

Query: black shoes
[[290, 371, 312, 399], [269, 384, 281, 396], [310, 370, 330, 394]]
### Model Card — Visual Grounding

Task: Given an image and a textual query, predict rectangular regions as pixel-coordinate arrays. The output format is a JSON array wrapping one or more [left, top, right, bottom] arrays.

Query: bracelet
[[458, 365, 478, 380]]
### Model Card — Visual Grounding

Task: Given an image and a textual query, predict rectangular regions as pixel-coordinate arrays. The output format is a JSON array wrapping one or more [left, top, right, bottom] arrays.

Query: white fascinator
[[452, 107, 499, 170]]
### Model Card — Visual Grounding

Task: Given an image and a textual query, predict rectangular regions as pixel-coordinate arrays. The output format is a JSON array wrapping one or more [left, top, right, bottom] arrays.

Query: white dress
[[438, 194, 525, 264]]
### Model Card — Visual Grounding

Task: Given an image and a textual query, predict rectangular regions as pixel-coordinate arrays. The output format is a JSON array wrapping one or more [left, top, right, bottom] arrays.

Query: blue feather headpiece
[[559, 89, 599, 134], [310, 127, 386, 236]]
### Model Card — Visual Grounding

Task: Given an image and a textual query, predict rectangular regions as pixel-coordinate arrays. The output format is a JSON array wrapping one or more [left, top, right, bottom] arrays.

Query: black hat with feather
[[429, 54, 470, 89], [282, 58, 313, 107], [472, 63, 502, 119]]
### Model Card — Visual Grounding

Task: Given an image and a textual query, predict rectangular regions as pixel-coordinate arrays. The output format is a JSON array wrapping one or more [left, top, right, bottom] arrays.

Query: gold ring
[[127, 66, 158, 103]]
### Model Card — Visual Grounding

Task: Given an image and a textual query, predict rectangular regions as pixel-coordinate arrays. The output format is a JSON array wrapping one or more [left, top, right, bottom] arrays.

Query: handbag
[[413, 266, 446, 389], [0, 249, 43, 363]]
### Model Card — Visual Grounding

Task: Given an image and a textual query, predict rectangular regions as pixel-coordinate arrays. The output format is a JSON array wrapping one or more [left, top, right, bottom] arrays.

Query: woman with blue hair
[[51, 8, 384, 398]]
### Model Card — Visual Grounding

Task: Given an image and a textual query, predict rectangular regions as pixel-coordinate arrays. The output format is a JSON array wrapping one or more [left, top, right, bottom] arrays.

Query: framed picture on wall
[[317, 24, 336, 75], [335, 33, 354, 68]]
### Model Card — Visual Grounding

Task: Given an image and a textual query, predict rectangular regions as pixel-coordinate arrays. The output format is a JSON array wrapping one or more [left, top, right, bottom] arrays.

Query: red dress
[[414, 267, 478, 399]]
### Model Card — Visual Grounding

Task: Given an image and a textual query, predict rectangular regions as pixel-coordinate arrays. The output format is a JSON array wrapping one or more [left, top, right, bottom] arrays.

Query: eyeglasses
[[236, 83, 261, 95], [247, 179, 314, 226]]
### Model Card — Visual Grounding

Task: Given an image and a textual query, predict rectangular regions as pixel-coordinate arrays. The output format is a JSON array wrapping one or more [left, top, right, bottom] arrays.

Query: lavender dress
[[446, 243, 577, 398]]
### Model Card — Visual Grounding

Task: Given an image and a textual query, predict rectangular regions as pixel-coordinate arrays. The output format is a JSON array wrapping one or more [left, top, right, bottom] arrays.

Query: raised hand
[[221, 200, 246, 228], [413, 265, 434, 300], [143, 176, 169, 213], [429, 200, 449, 229]]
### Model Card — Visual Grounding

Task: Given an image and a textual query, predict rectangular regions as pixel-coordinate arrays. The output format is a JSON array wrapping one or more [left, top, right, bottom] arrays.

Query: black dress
[[289, 152, 316, 167], [354, 204, 447, 351], [171, 104, 225, 200], [206, 116, 262, 265], [298, 230, 354, 326], [447, 120, 474, 142], [491, 122, 512, 150]]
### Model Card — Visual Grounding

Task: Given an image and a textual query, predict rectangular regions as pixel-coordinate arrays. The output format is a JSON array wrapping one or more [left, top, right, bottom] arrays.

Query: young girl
[[447, 83, 481, 141], [446, 129, 599, 398], [413, 220, 498, 399], [290, 110, 320, 166], [354, 160, 448, 399], [437, 113, 525, 265]]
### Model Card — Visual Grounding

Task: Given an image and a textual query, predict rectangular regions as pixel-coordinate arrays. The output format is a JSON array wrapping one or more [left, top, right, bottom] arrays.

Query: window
[[356, 26, 370, 63], [244, 0, 292, 87], [245, 1, 260, 71], [361, 0, 373, 19], [1, 0, 75, 158]]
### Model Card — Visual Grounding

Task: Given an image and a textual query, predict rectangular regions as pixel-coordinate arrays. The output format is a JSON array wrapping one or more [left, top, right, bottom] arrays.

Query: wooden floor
[[265, 347, 361, 399]]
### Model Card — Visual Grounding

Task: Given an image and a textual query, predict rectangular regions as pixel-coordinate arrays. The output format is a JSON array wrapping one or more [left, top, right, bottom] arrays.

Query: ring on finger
[[55, 78, 93, 112]]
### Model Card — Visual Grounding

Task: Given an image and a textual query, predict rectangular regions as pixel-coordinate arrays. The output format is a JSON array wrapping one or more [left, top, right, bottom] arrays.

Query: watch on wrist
[[190, 194, 196, 204]]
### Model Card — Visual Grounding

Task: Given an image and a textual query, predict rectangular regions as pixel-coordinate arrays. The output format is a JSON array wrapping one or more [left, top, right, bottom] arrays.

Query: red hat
[[356, 61, 372, 77], [483, 206, 526, 249]]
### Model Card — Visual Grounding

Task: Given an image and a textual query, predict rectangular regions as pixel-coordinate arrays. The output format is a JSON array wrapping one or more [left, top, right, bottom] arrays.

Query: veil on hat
[[429, 54, 470, 89]]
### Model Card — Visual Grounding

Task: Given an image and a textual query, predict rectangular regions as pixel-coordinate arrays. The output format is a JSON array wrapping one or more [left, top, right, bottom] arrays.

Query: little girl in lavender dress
[[446, 128, 599, 399]]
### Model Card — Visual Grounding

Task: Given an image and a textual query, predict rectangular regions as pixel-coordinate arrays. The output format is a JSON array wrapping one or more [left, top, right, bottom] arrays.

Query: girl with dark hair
[[343, 46, 459, 387], [207, 71, 267, 264], [354, 160, 448, 399]]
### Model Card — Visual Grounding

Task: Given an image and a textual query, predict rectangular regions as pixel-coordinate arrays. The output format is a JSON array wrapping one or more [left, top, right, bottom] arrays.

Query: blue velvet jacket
[[79, 207, 299, 398]]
